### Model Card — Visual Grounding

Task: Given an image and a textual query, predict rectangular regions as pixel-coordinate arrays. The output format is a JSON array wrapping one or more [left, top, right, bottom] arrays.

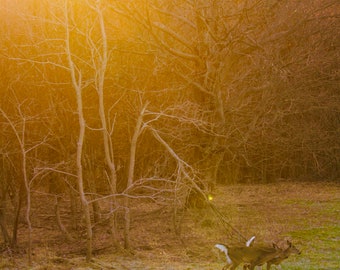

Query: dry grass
[[0, 181, 339, 269]]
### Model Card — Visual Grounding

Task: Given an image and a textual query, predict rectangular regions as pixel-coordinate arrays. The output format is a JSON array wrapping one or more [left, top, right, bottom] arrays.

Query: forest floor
[[0, 181, 339, 269]]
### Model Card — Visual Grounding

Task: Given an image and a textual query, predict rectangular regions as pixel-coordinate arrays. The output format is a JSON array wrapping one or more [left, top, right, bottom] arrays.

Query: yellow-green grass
[[0, 181, 339, 269]]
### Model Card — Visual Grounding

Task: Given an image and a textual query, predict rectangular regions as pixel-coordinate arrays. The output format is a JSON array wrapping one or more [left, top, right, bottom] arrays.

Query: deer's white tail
[[246, 236, 256, 247], [215, 244, 232, 264]]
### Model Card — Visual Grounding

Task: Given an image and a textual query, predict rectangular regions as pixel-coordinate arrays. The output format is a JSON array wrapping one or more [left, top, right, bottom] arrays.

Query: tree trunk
[[94, 1, 120, 248], [55, 195, 74, 241], [22, 150, 33, 265], [75, 87, 92, 262], [64, 1, 93, 261], [124, 104, 148, 249], [0, 199, 10, 244], [11, 183, 23, 248]]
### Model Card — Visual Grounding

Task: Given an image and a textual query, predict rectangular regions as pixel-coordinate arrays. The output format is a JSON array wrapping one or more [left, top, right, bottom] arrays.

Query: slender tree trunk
[[74, 69, 93, 262], [74, 81, 92, 262], [124, 104, 147, 249], [94, 1, 119, 247], [69, 187, 78, 230], [88, 178, 101, 224], [0, 197, 10, 244], [55, 195, 74, 241], [75, 108, 92, 262], [11, 183, 23, 248], [64, 2, 93, 262], [22, 148, 33, 265]]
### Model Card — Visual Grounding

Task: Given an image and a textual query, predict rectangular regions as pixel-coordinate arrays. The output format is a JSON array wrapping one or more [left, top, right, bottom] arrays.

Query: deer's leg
[[243, 264, 251, 270], [248, 264, 256, 270], [230, 263, 240, 270]]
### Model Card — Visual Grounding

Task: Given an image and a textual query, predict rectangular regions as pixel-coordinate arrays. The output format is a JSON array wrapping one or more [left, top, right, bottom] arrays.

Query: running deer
[[266, 240, 301, 269], [215, 243, 282, 270]]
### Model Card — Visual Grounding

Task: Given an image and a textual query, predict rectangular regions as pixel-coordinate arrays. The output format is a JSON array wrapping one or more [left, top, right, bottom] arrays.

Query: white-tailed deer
[[215, 243, 282, 270], [266, 240, 301, 270], [216, 236, 255, 270]]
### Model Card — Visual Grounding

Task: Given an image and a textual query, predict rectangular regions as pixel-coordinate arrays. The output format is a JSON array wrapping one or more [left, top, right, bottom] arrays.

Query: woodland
[[0, 0, 339, 267]]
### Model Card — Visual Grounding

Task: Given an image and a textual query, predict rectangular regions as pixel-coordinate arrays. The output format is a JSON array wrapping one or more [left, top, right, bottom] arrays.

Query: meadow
[[1, 181, 339, 269]]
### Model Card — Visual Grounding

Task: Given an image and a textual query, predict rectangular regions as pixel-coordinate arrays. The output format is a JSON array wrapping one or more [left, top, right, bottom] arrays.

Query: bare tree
[[87, 0, 120, 246], [63, 0, 93, 261], [123, 102, 148, 249], [0, 100, 49, 265]]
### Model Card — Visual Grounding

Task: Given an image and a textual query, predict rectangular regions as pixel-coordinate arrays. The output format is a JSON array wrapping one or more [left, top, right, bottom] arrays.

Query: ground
[[0, 181, 339, 269]]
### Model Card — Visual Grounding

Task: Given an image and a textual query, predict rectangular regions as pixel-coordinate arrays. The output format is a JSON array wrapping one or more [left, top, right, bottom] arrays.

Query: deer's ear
[[287, 240, 292, 247]]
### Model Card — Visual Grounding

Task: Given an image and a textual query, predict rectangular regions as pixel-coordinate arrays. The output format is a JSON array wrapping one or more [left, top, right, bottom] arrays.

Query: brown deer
[[215, 243, 282, 270], [266, 240, 301, 269]]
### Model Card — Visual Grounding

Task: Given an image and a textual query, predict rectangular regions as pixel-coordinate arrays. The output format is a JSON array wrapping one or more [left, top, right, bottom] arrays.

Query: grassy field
[[0, 181, 339, 269], [211, 181, 340, 270]]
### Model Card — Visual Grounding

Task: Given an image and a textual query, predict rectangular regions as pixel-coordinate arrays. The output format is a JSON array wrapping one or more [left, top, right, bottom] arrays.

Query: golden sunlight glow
[[0, 0, 337, 267]]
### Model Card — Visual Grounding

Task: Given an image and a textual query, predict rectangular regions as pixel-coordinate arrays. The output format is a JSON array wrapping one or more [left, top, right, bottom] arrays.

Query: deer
[[215, 243, 282, 270], [265, 240, 301, 270], [215, 236, 256, 270]]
